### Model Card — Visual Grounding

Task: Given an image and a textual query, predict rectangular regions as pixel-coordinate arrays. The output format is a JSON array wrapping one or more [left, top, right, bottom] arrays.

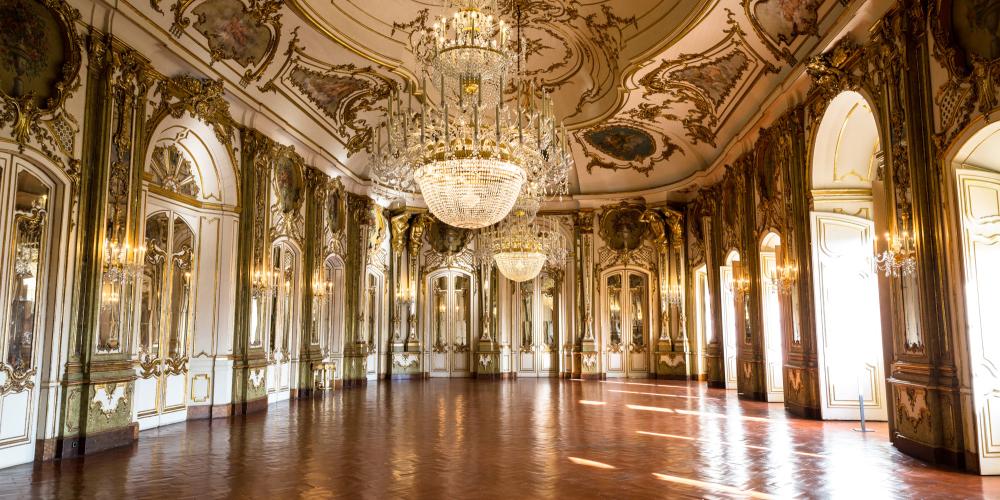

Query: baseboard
[[893, 433, 966, 470], [54, 423, 139, 460]]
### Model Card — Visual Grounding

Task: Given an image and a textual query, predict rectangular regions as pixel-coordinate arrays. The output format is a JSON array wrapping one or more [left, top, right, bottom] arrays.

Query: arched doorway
[[809, 90, 888, 421], [759, 233, 784, 403], [948, 120, 1000, 473], [601, 267, 653, 378], [514, 269, 563, 377], [720, 251, 740, 389], [0, 151, 68, 469], [135, 122, 240, 427], [426, 270, 475, 377]]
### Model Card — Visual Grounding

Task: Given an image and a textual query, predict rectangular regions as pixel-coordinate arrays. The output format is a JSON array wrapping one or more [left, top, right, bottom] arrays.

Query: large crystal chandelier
[[371, 0, 571, 229], [480, 194, 567, 282]]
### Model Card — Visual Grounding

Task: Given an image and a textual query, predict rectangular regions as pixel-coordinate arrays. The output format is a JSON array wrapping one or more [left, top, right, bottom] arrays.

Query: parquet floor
[[2, 379, 998, 499]]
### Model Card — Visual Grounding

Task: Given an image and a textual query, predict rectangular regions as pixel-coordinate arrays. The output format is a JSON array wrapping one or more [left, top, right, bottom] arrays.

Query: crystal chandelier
[[480, 195, 566, 282], [372, 0, 571, 229]]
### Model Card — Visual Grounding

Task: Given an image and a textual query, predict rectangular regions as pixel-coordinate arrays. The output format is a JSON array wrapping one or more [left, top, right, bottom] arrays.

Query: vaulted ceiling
[[121, 0, 856, 198]]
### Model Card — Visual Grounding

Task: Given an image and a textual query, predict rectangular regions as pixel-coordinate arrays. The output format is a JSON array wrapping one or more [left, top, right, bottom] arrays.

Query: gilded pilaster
[[58, 34, 150, 456], [343, 194, 374, 385], [572, 210, 598, 379]]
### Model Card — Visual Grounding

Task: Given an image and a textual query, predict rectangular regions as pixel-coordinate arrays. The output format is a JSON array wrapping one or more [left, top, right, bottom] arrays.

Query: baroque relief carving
[[91, 383, 129, 421], [148, 75, 239, 172], [260, 28, 394, 157], [930, 0, 1000, 156], [0, 363, 35, 395]]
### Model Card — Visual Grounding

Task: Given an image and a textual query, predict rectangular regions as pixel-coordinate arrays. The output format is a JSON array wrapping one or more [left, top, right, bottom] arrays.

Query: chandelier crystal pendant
[[371, 0, 572, 229]]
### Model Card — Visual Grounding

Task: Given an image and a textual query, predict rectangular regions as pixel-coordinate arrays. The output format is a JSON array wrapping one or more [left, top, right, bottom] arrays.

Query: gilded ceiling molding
[[930, 0, 1000, 157], [577, 121, 682, 175], [154, 0, 284, 86], [596, 200, 661, 271], [0, 0, 83, 178], [259, 28, 394, 157], [629, 10, 779, 147]]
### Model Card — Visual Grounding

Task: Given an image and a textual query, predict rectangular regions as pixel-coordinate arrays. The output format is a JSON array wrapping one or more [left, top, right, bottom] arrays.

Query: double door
[[514, 273, 560, 376], [602, 270, 651, 377], [428, 272, 474, 376], [135, 210, 194, 429]]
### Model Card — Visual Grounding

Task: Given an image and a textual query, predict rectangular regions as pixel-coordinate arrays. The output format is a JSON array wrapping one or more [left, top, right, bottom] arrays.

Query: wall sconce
[[396, 281, 416, 313], [873, 229, 916, 278], [102, 239, 145, 285], [767, 264, 797, 295], [251, 268, 278, 300], [662, 283, 682, 306], [729, 274, 751, 298], [312, 277, 332, 299]]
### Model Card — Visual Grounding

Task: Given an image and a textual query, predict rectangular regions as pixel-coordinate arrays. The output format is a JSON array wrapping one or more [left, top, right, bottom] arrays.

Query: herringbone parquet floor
[[2, 379, 997, 499]]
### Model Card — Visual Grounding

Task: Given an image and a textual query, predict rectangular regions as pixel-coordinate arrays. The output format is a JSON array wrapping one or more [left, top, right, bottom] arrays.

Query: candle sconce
[[767, 264, 797, 296], [873, 219, 916, 278], [251, 268, 279, 300], [102, 238, 145, 285]]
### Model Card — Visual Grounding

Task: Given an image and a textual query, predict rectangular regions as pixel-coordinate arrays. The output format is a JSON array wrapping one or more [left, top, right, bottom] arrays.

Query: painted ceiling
[[122, 0, 854, 198]]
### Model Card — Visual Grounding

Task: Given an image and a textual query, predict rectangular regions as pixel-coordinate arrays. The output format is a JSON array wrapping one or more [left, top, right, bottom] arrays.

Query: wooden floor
[[2, 379, 998, 499]]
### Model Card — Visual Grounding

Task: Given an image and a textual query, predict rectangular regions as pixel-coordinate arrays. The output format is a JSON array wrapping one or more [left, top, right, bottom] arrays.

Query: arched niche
[[809, 90, 888, 422]]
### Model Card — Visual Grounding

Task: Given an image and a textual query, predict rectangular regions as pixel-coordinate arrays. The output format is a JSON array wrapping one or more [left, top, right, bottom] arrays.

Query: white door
[[810, 212, 887, 420], [364, 271, 383, 380], [720, 266, 738, 389], [135, 211, 194, 429], [0, 164, 55, 468], [515, 272, 560, 377], [428, 272, 473, 377], [603, 270, 651, 378], [760, 253, 785, 402], [956, 168, 1000, 474]]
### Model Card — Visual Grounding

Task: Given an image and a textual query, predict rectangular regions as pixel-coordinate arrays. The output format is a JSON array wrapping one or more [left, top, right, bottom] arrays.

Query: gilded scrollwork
[[148, 75, 238, 173], [153, 0, 284, 86], [930, 0, 1000, 156], [0, 363, 36, 395], [628, 10, 778, 147], [260, 28, 394, 157]]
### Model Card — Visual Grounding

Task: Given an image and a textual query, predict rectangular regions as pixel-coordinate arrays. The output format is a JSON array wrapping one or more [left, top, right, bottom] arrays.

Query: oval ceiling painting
[[583, 125, 656, 163]]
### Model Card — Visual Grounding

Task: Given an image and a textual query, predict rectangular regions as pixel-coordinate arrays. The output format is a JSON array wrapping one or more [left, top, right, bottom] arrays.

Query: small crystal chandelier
[[372, 0, 571, 229], [480, 195, 566, 282], [873, 228, 916, 278]]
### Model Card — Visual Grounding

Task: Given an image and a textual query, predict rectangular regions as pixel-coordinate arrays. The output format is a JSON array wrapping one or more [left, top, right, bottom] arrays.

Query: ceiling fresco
[[119, 0, 852, 197]]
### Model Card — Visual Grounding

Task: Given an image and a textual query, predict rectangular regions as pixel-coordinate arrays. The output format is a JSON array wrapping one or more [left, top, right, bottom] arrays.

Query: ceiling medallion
[[371, 0, 572, 230]]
